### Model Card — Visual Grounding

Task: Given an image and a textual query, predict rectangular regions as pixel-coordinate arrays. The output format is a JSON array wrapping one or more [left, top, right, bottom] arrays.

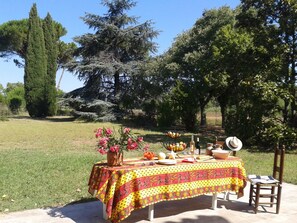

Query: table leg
[[223, 191, 230, 200], [148, 204, 154, 221], [102, 203, 108, 220], [212, 193, 217, 210]]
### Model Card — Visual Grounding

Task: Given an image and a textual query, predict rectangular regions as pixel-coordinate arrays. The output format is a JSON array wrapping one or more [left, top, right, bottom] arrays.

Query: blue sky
[[0, 0, 240, 92]]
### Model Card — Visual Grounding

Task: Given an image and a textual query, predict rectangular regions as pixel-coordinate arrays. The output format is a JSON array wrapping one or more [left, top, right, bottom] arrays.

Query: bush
[[258, 118, 297, 150], [156, 99, 177, 128], [8, 96, 22, 114], [62, 98, 121, 122], [0, 103, 10, 121]]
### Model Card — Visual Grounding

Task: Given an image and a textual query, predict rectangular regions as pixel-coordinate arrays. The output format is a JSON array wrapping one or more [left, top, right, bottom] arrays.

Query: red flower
[[124, 128, 131, 134], [95, 127, 149, 155], [105, 128, 113, 136], [97, 148, 107, 155], [110, 145, 120, 153], [143, 144, 149, 151], [95, 128, 103, 138], [127, 140, 138, 150], [99, 137, 109, 148]]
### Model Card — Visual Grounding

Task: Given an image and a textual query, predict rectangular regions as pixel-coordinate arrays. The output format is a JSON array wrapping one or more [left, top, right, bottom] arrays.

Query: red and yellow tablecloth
[[88, 157, 246, 223]]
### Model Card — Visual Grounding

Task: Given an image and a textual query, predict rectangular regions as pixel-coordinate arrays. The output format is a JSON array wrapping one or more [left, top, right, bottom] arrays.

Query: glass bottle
[[195, 136, 201, 155], [189, 134, 195, 155]]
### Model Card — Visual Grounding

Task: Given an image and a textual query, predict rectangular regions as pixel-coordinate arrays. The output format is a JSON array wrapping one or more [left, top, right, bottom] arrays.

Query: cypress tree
[[24, 3, 47, 117], [43, 13, 57, 116]]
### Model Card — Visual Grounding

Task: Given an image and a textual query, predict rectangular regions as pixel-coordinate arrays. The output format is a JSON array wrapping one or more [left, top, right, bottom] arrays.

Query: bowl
[[165, 131, 181, 139], [164, 142, 187, 152], [212, 150, 230, 159]]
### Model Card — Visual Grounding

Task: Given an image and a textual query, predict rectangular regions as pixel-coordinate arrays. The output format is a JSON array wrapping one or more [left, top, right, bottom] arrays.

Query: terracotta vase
[[107, 151, 123, 166]]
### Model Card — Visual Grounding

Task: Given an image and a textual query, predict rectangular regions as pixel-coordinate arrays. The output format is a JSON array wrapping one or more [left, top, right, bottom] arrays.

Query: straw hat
[[225, 136, 243, 151]]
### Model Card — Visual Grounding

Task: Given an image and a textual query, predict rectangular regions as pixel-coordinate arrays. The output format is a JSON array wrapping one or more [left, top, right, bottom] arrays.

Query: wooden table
[[88, 156, 246, 223]]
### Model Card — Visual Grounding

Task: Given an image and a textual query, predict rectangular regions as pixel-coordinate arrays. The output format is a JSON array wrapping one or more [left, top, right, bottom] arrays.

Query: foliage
[[142, 99, 157, 122], [24, 3, 47, 117], [43, 13, 58, 116], [136, 55, 175, 123], [209, 3, 297, 149], [95, 126, 149, 154], [56, 42, 77, 90], [156, 96, 178, 128], [153, 7, 236, 130], [170, 80, 199, 131], [62, 97, 121, 122], [258, 118, 297, 150], [224, 75, 281, 143], [240, 0, 297, 129], [3, 82, 25, 113], [0, 103, 9, 121], [8, 96, 22, 114], [0, 84, 5, 104], [0, 17, 66, 68], [0, 19, 28, 65], [66, 0, 159, 101]]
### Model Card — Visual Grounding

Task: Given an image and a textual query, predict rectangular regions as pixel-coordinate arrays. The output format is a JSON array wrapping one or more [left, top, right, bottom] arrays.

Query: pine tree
[[43, 13, 57, 116], [67, 0, 158, 101], [24, 3, 47, 117]]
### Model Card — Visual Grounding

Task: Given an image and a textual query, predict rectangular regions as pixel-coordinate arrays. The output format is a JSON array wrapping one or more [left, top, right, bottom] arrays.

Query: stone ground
[[0, 182, 296, 223]]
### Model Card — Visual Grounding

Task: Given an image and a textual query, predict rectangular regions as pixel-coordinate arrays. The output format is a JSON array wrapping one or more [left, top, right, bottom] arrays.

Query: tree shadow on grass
[[9, 115, 76, 122], [44, 116, 77, 122]]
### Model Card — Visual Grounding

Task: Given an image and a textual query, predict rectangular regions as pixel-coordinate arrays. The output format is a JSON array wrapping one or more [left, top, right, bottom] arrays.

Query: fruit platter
[[163, 142, 187, 152], [165, 131, 181, 139]]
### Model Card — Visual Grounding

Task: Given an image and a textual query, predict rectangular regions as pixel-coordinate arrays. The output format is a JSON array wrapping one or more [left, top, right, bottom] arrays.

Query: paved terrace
[[0, 182, 296, 223]]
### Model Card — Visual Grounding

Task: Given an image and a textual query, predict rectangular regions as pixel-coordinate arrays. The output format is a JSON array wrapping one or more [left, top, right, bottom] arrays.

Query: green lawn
[[0, 116, 296, 213]]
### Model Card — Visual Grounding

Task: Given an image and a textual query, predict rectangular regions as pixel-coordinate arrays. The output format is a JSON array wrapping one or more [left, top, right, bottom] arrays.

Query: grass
[[0, 115, 296, 213]]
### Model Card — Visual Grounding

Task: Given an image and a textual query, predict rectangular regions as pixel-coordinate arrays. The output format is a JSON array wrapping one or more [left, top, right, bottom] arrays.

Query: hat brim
[[225, 137, 243, 151]]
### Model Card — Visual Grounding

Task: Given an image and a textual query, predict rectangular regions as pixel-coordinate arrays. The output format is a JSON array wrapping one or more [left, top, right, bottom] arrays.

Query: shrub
[[156, 99, 177, 128], [8, 96, 23, 114], [0, 103, 9, 121], [258, 118, 297, 150]]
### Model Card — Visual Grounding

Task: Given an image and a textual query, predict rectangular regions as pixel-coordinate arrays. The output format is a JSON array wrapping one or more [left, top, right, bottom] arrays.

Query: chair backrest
[[273, 144, 285, 183], [214, 136, 225, 148]]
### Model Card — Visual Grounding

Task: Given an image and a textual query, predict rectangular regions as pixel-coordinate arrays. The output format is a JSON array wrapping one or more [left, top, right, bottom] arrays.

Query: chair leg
[[249, 183, 254, 206], [270, 186, 275, 207], [254, 184, 260, 214], [276, 185, 282, 214]]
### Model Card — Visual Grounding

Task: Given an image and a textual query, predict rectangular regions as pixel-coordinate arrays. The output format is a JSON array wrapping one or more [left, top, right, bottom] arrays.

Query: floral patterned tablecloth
[[88, 157, 247, 223]]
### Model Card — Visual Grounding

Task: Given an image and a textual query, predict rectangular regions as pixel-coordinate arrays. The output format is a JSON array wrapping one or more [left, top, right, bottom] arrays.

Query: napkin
[[182, 158, 196, 163]]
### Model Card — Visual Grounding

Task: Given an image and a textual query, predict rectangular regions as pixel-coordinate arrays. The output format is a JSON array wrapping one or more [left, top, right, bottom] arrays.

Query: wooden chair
[[248, 144, 285, 214], [214, 136, 225, 148]]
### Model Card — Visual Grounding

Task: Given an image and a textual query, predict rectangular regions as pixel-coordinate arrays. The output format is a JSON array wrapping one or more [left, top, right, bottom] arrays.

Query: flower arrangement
[[95, 127, 149, 155]]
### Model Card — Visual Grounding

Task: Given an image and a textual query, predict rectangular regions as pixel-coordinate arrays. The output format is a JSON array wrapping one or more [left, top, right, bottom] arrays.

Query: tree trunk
[[114, 71, 120, 98], [56, 68, 65, 90], [200, 105, 207, 126], [290, 35, 296, 126], [221, 104, 226, 128], [217, 95, 228, 128]]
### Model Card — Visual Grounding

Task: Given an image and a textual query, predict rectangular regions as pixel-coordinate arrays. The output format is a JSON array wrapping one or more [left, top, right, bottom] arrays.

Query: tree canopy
[[139, 2, 296, 148], [0, 16, 67, 68], [66, 0, 159, 101]]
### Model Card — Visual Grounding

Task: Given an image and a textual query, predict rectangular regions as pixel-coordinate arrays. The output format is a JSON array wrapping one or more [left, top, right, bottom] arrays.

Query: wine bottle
[[189, 134, 195, 155], [195, 136, 201, 155]]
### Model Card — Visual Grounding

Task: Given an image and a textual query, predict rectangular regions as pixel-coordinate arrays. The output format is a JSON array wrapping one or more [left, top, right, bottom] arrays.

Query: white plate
[[157, 159, 177, 165]]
